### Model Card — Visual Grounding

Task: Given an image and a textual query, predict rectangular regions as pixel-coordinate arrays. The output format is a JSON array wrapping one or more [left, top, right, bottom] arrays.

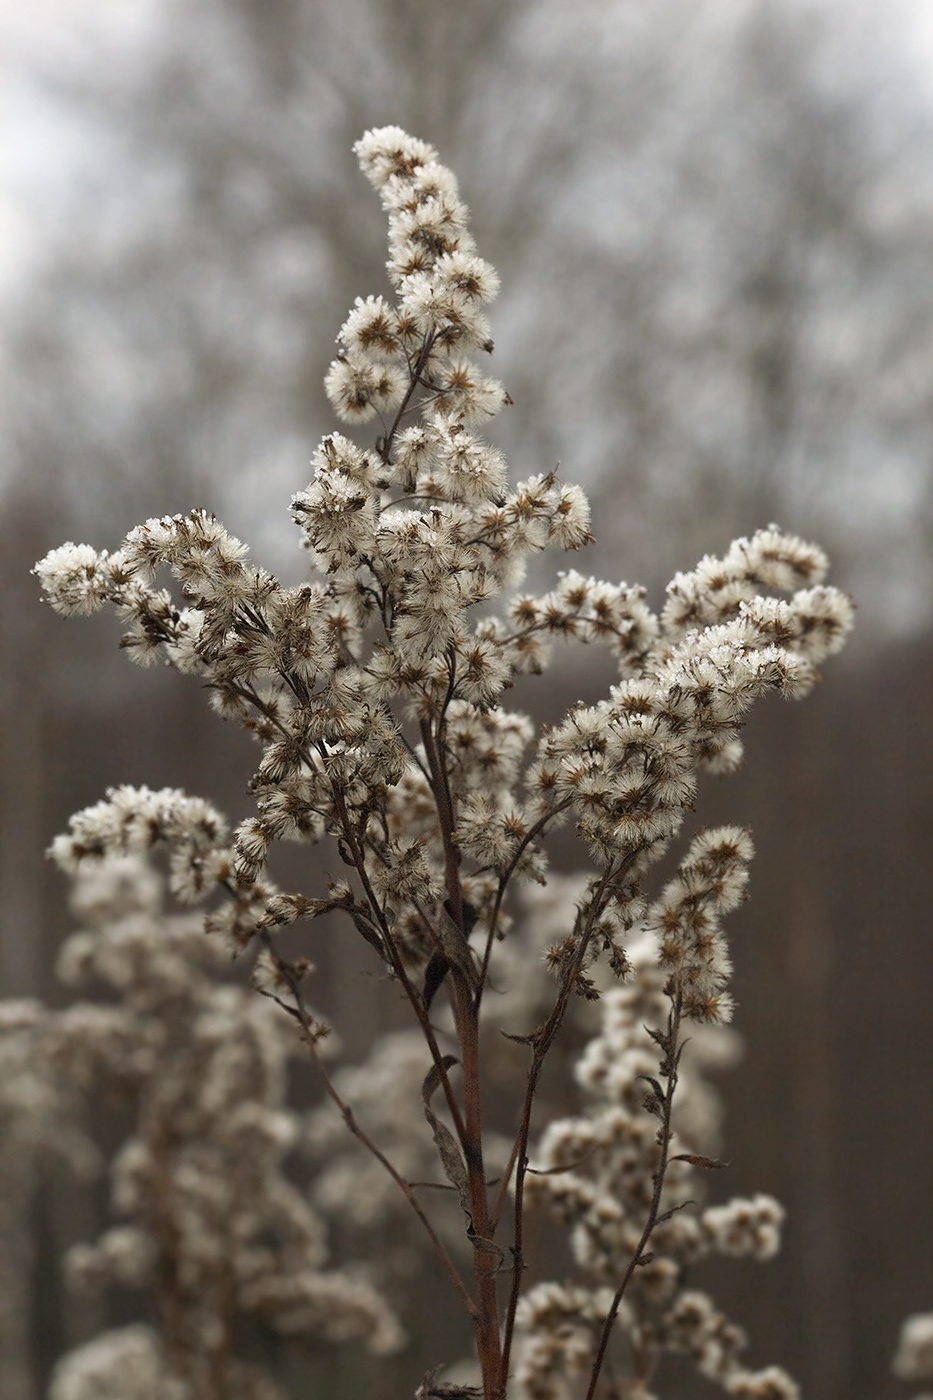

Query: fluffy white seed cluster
[[513, 1283, 626, 1400], [0, 1001, 96, 1397], [893, 1313, 933, 1391], [48, 1325, 187, 1400], [641, 825, 754, 1024], [529, 532, 851, 863], [309, 1029, 448, 1233], [513, 934, 797, 1400], [47, 1322, 295, 1400], [43, 854, 402, 1393], [33, 129, 853, 1397], [0, 1000, 91, 1175], [702, 1195, 784, 1260], [50, 784, 230, 904], [35, 133, 851, 1007]]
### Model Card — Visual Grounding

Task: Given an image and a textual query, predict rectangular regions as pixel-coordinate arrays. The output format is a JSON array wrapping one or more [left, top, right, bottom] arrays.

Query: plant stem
[[379, 331, 437, 464], [473, 798, 574, 1013], [584, 988, 684, 1400], [420, 712, 503, 1395], [494, 856, 639, 1397], [263, 942, 478, 1323], [330, 786, 468, 1147], [451, 969, 503, 1397]]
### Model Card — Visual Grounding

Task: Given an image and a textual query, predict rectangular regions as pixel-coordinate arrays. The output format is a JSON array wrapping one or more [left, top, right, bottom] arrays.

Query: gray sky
[[4, 0, 933, 289], [4, 0, 933, 638], [0, 0, 161, 287]]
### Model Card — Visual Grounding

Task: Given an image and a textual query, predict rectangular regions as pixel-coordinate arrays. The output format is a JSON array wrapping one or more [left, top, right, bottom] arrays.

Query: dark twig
[[257, 936, 477, 1321], [583, 986, 684, 1400]]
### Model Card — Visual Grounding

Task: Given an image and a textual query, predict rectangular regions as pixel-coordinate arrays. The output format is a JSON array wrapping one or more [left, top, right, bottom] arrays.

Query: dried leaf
[[637, 1074, 666, 1103], [527, 1150, 594, 1176], [437, 904, 479, 991], [348, 908, 386, 960], [420, 1058, 507, 1267], [416, 1367, 482, 1400], [656, 1198, 696, 1223], [671, 1153, 730, 1170], [422, 950, 450, 1011], [468, 1231, 509, 1269], [499, 1028, 535, 1046], [645, 1025, 671, 1053], [421, 1055, 459, 1104], [449, 897, 479, 936], [336, 837, 357, 867], [421, 1058, 470, 1212]]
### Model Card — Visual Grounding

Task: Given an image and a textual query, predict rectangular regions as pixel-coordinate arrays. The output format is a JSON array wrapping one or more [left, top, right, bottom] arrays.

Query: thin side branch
[[495, 854, 638, 1396], [583, 987, 685, 1400], [259, 938, 478, 1323]]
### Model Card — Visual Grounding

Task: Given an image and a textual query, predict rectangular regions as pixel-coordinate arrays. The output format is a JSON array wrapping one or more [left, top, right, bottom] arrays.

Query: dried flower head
[[33, 127, 853, 1399]]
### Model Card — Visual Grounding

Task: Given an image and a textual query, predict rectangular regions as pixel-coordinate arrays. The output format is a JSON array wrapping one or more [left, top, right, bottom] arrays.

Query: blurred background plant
[[41, 849, 403, 1400], [1, 1, 931, 1397]]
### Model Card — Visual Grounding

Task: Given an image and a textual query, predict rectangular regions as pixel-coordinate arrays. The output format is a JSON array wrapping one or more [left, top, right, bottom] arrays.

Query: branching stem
[[494, 853, 640, 1398], [584, 986, 684, 1400], [420, 711, 503, 1395], [260, 938, 477, 1322], [329, 786, 468, 1146], [473, 797, 574, 1013]]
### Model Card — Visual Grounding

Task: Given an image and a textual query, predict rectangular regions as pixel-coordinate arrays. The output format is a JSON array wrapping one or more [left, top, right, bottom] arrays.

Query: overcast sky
[[4, 0, 933, 285], [0, 0, 162, 288], [4, 0, 933, 638]]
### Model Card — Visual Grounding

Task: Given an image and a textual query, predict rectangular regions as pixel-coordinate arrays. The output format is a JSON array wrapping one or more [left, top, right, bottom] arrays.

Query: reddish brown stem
[[495, 855, 639, 1398], [450, 969, 503, 1396], [330, 786, 468, 1147], [419, 717, 462, 923], [421, 713, 502, 1394], [473, 798, 574, 1013], [263, 942, 477, 1323]]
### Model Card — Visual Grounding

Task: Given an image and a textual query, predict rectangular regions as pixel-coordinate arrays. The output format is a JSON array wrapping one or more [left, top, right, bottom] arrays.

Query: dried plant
[[893, 1313, 933, 1400], [34, 128, 853, 1398], [513, 930, 793, 1400], [0, 1003, 96, 1399], [42, 851, 401, 1400]]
